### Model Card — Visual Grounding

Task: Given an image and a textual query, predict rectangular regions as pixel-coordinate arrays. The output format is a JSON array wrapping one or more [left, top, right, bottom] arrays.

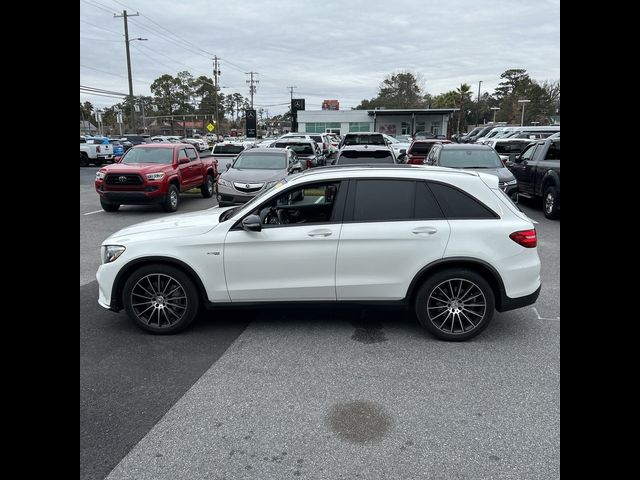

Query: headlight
[[95, 171, 105, 180], [505, 179, 518, 186], [146, 172, 165, 181], [218, 178, 231, 187], [101, 245, 126, 264]]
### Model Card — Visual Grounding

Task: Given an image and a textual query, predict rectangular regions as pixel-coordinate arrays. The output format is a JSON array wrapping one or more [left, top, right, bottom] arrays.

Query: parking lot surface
[[80, 167, 559, 480]]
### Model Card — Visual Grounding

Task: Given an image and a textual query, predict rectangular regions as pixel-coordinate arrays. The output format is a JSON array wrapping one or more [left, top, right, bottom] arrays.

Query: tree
[[355, 71, 428, 109], [80, 101, 94, 121]]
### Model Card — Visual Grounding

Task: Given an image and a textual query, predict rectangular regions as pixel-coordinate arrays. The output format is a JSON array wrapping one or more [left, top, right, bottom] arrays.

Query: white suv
[[96, 165, 541, 341]]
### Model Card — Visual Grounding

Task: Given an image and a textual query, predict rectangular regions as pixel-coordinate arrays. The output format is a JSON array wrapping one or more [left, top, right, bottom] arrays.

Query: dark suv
[[426, 143, 518, 201]]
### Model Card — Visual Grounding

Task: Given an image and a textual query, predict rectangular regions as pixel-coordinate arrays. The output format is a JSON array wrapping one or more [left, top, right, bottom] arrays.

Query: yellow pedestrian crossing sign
[[207, 123, 215, 132]]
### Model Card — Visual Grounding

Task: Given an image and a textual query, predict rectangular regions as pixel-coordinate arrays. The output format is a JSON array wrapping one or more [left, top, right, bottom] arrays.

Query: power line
[[81, 0, 118, 15], [80, 64, 152, 85], [80, 18, 123, 36]]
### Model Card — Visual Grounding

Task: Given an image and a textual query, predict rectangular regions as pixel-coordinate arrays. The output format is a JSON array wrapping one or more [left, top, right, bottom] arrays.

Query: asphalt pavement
[[80, 167, 559, 480]]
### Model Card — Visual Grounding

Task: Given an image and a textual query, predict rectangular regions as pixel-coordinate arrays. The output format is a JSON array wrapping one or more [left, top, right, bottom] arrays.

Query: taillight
[[510, 229, 537, 248]]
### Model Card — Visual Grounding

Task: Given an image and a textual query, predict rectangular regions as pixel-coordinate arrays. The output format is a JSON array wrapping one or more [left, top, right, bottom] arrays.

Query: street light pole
[[518, 99, 531, 126], [490, 107, 500, 123]]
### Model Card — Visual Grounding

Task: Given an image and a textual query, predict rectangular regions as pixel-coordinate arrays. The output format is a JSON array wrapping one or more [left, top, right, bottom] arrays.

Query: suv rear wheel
[[415, 268, 495, 341]]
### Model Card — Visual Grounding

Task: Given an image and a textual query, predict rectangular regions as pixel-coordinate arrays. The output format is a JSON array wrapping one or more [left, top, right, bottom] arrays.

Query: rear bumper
[[497, 284, 541, 312]]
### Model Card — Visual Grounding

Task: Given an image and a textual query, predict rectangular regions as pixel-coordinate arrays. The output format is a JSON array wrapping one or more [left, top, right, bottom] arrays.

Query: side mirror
[[513, 154, 523, 163], [397, 153, 407, 163], [178, 157, 189, 165], [226, 162, 232, 170], [242, 215, 262, 232]]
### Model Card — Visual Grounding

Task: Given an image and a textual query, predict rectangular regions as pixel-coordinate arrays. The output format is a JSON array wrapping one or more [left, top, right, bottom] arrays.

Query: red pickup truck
[[95, 143, 218, 212]]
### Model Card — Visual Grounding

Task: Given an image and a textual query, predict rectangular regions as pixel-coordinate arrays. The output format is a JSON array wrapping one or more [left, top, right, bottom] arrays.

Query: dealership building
[[296, 108, 458, 137]]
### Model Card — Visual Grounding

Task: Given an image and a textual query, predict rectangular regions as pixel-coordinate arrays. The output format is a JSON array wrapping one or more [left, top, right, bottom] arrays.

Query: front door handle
[[308, 229, 332, 237], [412, 226, 438, 235]]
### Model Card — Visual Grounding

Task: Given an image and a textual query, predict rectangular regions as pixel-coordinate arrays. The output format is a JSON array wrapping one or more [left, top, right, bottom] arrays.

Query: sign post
[[291, 99, 305, 132]]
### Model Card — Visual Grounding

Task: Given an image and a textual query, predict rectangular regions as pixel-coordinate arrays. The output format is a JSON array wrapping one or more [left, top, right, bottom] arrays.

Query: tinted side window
[[428, 182, 497, 219], [520, 144, 537, 161], [545, 141, 560, 160], [415, 182, 444, 219], [353, 180, 414, 222]]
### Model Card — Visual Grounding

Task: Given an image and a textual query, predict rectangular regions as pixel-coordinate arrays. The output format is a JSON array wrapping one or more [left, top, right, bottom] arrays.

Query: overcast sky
[[80, 0, 560, 116]]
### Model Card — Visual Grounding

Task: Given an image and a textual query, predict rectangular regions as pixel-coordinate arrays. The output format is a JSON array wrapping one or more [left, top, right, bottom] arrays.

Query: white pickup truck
[[80, 137, 114, 167]]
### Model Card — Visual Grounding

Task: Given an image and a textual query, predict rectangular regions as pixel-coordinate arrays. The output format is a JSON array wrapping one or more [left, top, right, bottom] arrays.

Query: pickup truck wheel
[[414, 268, 495, 341], [80, 152, 89, 167], [543, 185, 560, 219], [201, 174, 214, 198], [100, 199, 120, 212], [162, 184, 180, 212], [123, 264, 199, 334]]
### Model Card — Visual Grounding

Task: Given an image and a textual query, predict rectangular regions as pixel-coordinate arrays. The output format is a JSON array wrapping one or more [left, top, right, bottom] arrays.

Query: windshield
[[121, 147, 174, 164], [274, 142, 314, 155], [409, 142, 436, 155], [337, 150, 395, 164], [439, 149, 502, 168], [232, 153, 286, 170]]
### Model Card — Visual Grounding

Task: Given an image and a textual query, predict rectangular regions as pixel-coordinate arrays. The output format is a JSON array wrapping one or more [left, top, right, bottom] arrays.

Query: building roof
[[368, 108, 459, 115]]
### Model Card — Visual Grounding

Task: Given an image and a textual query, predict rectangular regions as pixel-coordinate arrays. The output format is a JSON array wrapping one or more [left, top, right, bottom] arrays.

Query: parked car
[[333, 145, 396, 165], [425, 143, 518, 201], [382, 133, 411, 158], [80, 137, 114, 166], [216, 148, 305, 207], [414, 131, 436, 140], [404, 139, 452, 165], [96, 165, 541, 340], [120, 134, 151, 151], [272, 139, 324, 167], [109, 139, 125, 158], [183, 138, 209, 151], [508, 137, 560, 219], [94, 143, 218, 213], [211, 142, 246, 161], [485, 139, 533, 164]]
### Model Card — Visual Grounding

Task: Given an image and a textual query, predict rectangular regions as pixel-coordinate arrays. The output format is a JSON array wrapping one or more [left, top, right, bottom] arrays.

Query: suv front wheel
[[122, 264, 199, 334], [415, 268, 495, 341]]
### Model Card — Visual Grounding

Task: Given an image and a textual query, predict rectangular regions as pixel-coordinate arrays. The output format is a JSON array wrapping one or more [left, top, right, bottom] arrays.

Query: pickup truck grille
[[105, 174, 143, 185]]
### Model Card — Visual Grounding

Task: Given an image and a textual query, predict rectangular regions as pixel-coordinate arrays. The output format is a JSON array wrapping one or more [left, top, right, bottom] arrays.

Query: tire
[[543, 185, 560, 219], [80, 152, 89, 167], [122, 264, 199, 334], [162, 184, 180, 212], [414, 268, 495, 341], [100, 198, 120, 212], [201, 173, 214, 198]]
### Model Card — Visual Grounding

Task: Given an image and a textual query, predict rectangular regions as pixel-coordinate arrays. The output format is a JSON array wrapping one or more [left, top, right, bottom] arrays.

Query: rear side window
[[545, 141, 560, 160], [353, 180, 414, 221], [427, 182, 497, 219], [337, 150, 394, 164], [415, 182, 445, 219], [214, 145, 244, 154]]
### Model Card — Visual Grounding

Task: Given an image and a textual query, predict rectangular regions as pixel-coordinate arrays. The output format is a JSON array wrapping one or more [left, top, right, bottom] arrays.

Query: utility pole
[[475, 80, 483, 127], [287, 86, 297, 102], [114, 10, 140, 131], [213, 56, 220, 136], [246, 72, 259, 108]]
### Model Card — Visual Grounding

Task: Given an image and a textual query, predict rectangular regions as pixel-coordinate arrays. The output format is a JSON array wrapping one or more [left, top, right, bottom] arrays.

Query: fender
[[538, 169, 560, 197]]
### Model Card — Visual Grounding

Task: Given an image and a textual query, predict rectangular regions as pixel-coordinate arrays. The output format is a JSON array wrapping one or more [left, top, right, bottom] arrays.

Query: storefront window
[[349, 122, 372, 132]]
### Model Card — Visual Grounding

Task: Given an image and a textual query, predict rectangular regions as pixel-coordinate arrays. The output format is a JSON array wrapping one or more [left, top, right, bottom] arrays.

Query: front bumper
[[97, 189, 165, 205], [500, 183, 519, 201], [216, 182, 266, 205]]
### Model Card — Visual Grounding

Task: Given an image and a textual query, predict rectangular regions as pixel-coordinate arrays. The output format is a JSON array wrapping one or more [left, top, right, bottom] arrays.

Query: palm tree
[[456, 83, 472, 134]]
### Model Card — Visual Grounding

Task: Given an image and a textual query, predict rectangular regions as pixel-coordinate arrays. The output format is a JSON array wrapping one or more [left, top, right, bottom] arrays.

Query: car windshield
[[337, 150, 395, 164], [410, 143, 436, 154], [232, 153, 286, 170], [439, 149, 502, 168], [121, 147, 174, 164], [275, 143, 314, 155]]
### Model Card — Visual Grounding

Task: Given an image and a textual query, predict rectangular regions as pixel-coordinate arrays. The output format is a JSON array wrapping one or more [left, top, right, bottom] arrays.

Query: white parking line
[[532, 307, 560, 321], [83, 209, 104, 216]]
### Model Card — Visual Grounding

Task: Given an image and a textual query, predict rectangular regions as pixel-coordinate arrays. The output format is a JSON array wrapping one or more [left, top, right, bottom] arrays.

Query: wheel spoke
[[460, 310, 476, 327], [132, 301, 152, 307], [464, 303, 485, 307], [161, 308, 172, 325], [136, 304, 154, 319], [136, 284, 154, 298], [464, 308, 483, 317], [458, 313, 465, 332], [430, 308, 449, 320], [439, 311, 452, 329], [436, 286, 451, 300], [428, 305, 448, 309], [146, 276, 157, 294], [459, 284, 475, 301], [462, 292, 483, 303], [165, 302, 187, 309], [448, 280, 456, 299]]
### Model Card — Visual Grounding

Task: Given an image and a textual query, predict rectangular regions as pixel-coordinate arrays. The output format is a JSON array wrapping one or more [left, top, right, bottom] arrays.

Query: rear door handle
[[412, 226, 438, 235], [308, 229, 332, 237]]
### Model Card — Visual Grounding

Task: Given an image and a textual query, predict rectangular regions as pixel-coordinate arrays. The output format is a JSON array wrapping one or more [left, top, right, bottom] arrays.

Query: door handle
[[412, 226, 438, 235], [308, 229, 332, 237]]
